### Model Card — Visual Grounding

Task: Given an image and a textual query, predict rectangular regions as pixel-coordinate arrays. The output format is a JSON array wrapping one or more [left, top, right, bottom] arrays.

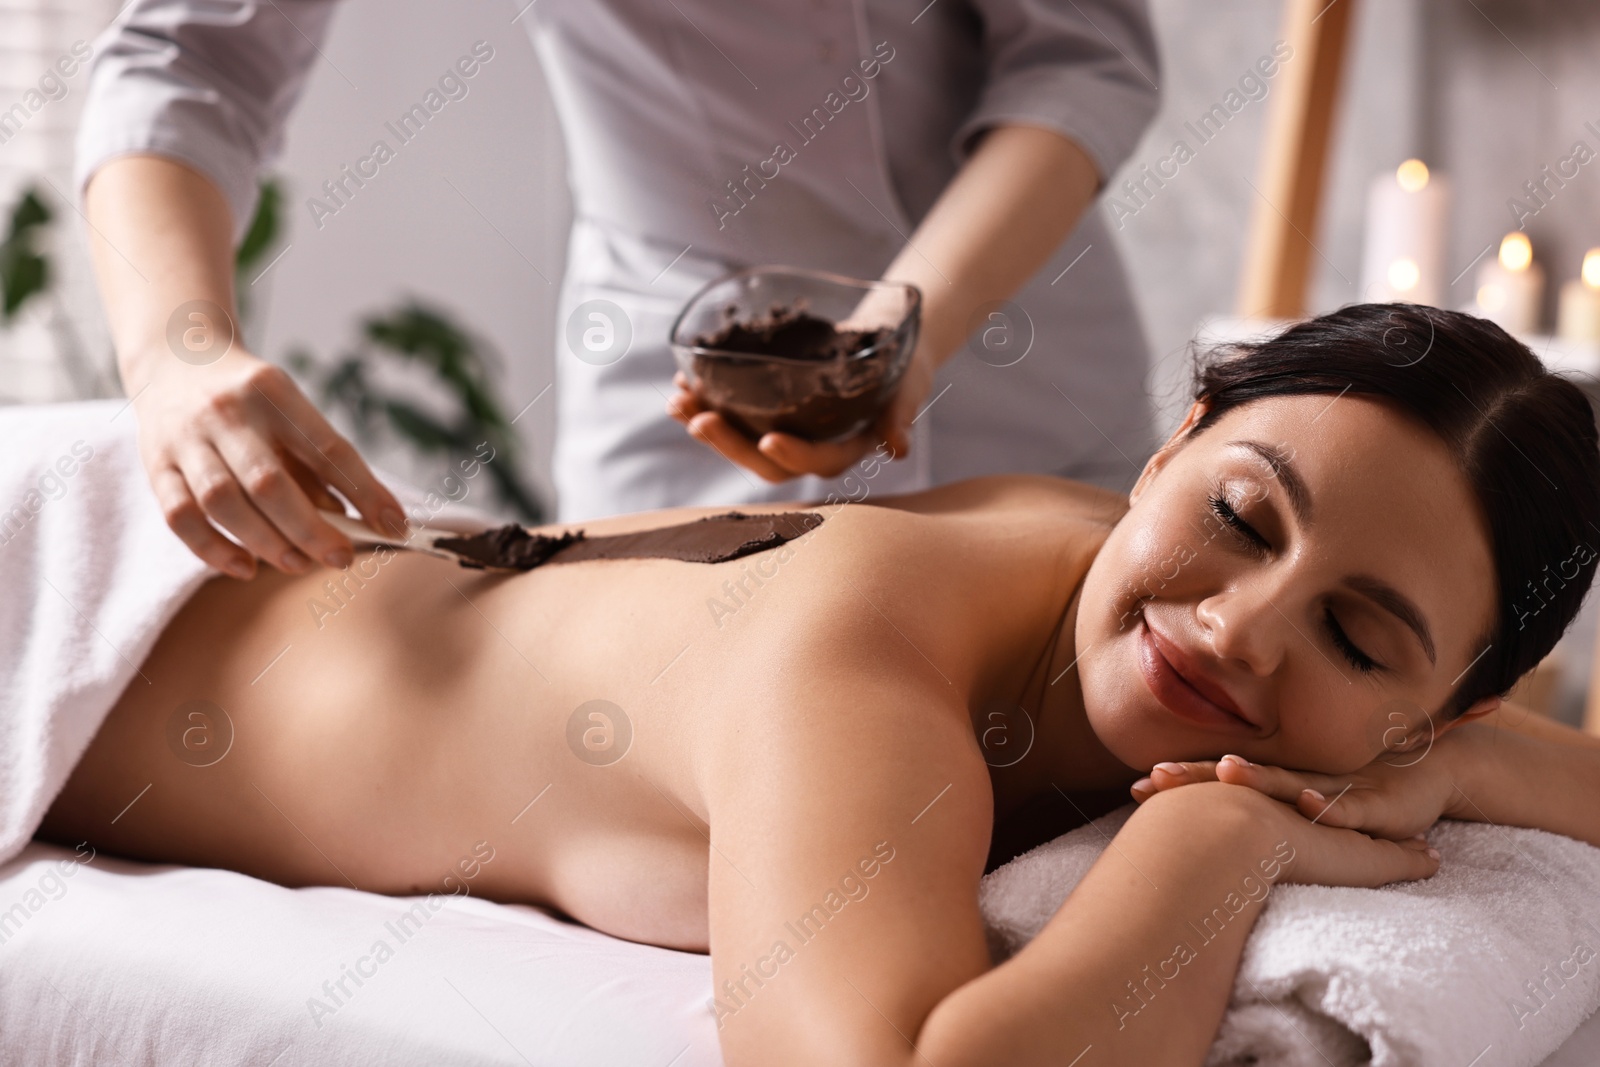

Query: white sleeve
[[74, 0, 342, 242], [950, 0, 1161, 185]]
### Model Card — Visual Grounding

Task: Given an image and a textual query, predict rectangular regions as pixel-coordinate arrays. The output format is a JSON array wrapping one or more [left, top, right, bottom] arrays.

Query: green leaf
[[7, 190, 50, 233], [0, 188, 53, 321], [292, 299, 546, 523], [1, 252, 47, 319], [381, 399, 470, 453], [235, 179, 282, 272]]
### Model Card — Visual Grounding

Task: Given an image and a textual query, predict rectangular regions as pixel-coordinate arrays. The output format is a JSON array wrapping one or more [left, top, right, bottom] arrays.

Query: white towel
[[978, 805, 1600, 1066], [0, 400, 213, 866], [0, 399, 501, 868]]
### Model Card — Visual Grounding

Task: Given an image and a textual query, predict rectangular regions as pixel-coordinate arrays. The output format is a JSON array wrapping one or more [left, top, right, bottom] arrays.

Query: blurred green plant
[[287, 304, 544, 523], [1, 186, 108, 396], [0, 189, 51, 322], [237, 178, 544, 524], [233, 178, 283, 325]]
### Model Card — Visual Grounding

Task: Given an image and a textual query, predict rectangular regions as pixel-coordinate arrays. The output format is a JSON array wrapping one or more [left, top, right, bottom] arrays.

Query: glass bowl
[[669, 266, 921, 443]]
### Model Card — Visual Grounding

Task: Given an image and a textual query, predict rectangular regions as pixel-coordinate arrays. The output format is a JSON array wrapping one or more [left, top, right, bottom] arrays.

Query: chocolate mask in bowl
[[670, 268, 920, 443]]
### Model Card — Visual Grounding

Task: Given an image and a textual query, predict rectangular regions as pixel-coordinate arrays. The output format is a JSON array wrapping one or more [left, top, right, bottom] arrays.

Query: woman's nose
[[1194, 580, 1286, 675]]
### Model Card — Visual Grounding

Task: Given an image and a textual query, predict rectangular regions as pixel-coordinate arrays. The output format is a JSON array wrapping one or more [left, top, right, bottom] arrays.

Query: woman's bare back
[[39, 475, 1124, 951]]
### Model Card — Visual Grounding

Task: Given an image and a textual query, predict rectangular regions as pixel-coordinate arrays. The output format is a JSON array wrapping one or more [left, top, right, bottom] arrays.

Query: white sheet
[[0, 843, 721, 1066], [3, 841, 1598, 1066]]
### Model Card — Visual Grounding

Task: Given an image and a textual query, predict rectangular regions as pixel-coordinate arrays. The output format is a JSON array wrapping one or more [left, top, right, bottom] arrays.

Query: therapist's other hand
[[132, 351, 408, 580], [666, 346, 934, 482]]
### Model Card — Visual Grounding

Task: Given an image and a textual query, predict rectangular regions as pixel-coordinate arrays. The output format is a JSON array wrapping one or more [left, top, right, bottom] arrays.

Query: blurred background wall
[[3, 0, 1599, 719]]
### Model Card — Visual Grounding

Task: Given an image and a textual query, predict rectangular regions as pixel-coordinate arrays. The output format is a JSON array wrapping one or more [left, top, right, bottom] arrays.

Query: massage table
[[2, 839, 1596, 1066]]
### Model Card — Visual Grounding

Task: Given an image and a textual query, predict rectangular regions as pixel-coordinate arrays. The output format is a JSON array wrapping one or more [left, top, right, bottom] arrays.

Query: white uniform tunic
[[76, 0, 1161, 521]]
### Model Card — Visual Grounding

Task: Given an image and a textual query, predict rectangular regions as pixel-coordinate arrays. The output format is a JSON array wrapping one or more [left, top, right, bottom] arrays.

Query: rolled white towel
[[978, 805, 1600, 1066]]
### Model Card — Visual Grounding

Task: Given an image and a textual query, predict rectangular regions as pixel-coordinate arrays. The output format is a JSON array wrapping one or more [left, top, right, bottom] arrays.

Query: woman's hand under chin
[[1128, 734, 1476, 843], [1133, 781, 1442, 890]]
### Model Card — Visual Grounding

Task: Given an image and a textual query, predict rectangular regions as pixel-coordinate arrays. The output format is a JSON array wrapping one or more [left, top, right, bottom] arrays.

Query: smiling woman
[[1078, 303, 1600, 776], [21, 304, 1600, 1066]]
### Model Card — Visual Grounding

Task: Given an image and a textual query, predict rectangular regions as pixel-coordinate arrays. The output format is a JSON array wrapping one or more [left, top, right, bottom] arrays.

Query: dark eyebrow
[[1227, 440, 1312, 526], [1344, 574, 1438, 666]]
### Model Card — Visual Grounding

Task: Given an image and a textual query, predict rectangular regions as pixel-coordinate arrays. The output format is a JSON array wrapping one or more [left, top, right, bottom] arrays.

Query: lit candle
[[1557, 249, 1600, 344], [1360, 159, 1449, 306], [1475, 233, 1545, 336]]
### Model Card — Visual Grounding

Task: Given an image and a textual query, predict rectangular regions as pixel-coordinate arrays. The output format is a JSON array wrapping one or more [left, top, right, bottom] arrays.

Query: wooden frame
[[1235, 0, 1358, 319]]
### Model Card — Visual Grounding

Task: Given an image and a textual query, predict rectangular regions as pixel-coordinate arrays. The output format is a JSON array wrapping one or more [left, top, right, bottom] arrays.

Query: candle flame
[[1396, 159, 1430, 193], [1388, 258, 1420, 292], [1584, 249, 1600, 290], [1499, 233, 1533, 273]]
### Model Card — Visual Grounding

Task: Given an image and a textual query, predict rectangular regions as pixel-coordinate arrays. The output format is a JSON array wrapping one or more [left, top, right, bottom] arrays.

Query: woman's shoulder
[[813, 474, 1127, 574], [858, 472, 1129, 529], [783, 472, 1125, 583]]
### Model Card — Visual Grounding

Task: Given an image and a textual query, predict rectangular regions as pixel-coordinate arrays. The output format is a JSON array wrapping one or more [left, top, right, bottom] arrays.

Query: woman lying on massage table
[[39, 303, 1600, 1065]]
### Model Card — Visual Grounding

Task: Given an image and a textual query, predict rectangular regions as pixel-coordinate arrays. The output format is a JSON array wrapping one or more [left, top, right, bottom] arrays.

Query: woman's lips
[[1137, 616, 1256, 733]]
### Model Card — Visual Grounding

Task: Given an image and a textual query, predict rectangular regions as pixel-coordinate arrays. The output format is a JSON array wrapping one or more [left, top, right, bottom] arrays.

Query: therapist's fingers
[[281, 450, 347, 513], [148, 463, 258, 580], [174, 441, 308, 575], [667, 380, 797, 480], [873, 350, 936, 459], [871, 382, 918, 459], [874, 409, 911, 463], [672, 370, 894, 480], [756, 429, 880, 479], [665, 379, 705, 425], [256, 367, 408, 539], [209, 428, 355, 571], [686, 411, 797, 482]]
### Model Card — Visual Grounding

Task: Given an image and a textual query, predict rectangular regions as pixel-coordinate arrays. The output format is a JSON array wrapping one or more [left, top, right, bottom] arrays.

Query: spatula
[[316, 508, 494, 567]]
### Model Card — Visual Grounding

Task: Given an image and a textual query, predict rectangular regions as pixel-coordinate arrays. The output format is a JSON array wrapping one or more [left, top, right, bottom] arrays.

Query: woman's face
[[1076, 392, 1499, 774]]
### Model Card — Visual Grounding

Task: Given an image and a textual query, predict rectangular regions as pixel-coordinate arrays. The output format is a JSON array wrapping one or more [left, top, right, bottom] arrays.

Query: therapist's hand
[[666, 345, 933, 482], [82, 155, 408, 581], [131, 349, 408, 580]]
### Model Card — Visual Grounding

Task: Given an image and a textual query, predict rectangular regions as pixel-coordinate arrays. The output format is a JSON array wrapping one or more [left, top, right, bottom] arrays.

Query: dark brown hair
[[1187, 303, 1600, 717]]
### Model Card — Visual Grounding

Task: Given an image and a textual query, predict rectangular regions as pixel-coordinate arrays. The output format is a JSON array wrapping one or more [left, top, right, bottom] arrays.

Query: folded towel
[[978, 804, 1600, 1066], [0, 400, 500, 868]]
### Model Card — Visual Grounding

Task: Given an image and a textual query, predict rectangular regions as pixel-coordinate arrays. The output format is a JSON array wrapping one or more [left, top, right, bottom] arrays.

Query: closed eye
[[1325, 606, 1381, 673], [1208, 493, 1269, 555]]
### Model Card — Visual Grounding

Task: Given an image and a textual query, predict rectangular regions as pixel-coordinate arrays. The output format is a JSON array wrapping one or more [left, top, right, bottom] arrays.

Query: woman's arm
[[1439, 708, 1600, 846], [671, 124, 1102, 481], [705, 642, 1438, 1065], [1476, 699, 1600, 750]]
